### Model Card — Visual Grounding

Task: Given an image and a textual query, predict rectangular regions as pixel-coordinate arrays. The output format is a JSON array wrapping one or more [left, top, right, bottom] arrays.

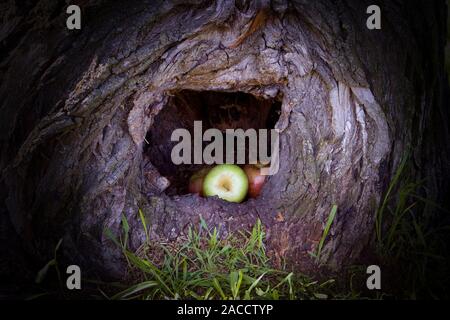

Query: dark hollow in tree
[[145, 89, 281, 196], [0, 0, 449, 282]]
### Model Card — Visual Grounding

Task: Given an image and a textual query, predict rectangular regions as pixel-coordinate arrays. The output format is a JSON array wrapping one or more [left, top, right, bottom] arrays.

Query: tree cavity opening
[[144, 89, 282, 197]]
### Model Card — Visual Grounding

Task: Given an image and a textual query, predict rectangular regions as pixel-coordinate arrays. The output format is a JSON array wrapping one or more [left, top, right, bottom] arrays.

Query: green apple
[[203, 164, 248, 203]]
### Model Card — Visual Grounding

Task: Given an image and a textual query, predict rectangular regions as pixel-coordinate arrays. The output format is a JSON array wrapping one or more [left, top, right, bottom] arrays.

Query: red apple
[[188, 168, 211, 196], [243, 164, 266, 198]]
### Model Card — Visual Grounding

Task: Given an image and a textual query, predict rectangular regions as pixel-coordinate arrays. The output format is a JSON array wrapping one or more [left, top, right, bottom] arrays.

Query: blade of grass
[[111, 281, 158, 300], [138, 209, 149, 244], [316, 205, 338, 259]]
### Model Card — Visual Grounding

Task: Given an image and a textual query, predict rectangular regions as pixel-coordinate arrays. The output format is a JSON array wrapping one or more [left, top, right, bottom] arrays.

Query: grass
[[105, 218, 337, 300], [309, 205, 338, 262], [373, 154, 450, 299]]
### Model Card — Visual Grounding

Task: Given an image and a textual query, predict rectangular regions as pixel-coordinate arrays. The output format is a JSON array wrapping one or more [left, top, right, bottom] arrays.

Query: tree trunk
[[1, 0, 448, 281]]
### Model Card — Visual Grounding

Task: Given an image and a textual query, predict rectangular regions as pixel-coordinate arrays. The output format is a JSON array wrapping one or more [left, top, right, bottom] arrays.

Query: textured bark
[[0, 0, 448, 280]]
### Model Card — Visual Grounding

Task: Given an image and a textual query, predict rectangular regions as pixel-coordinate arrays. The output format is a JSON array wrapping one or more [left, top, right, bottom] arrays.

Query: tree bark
[[0, 0, 448, 280]]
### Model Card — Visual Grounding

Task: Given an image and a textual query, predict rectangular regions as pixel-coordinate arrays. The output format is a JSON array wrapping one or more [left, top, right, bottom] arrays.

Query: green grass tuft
[[374, 154, 450, 298], [107, 218, 336, 300]]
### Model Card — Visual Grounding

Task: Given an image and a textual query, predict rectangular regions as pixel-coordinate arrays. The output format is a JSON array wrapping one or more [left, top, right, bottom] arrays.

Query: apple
[[243, 164, 266, 198], [188, 168, 211, 196], [203, 164, 248, 203]]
